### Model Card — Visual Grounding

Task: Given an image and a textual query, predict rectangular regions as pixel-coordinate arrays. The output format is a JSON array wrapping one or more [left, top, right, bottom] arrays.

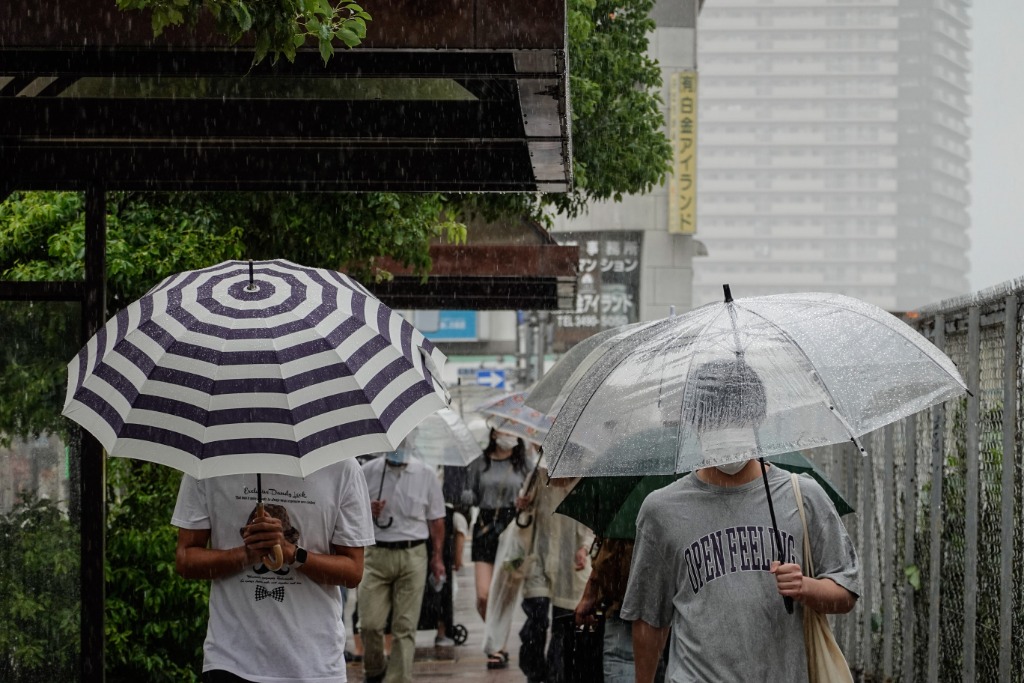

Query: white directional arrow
[[476, 370, 506, 389]]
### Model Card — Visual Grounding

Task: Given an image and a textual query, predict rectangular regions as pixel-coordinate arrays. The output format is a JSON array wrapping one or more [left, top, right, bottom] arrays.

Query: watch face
[[296, 547, 308, 564]]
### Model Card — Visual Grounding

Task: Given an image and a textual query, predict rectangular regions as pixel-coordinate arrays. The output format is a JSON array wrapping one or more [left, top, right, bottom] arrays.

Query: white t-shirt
[[171, 458, 375, 683], [360, 457, 446, 542], [453, 510, 469, 537]]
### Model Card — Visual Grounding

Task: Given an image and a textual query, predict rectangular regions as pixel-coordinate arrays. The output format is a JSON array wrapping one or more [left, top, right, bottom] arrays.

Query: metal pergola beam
[[0, 47, 562, 79], [1, 142, 551, 192], [0, 98, 527, 139]]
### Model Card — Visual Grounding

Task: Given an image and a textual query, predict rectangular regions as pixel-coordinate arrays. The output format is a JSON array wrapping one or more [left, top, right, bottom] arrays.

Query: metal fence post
[[927, 314, 946, 683], [842, 443, 858, 660], [962, 306, 981, 681], [999, 294, 1018, 681], [902, 413, 918, 682], [861, 441, 875, 674], [882, 424, 895, 678]]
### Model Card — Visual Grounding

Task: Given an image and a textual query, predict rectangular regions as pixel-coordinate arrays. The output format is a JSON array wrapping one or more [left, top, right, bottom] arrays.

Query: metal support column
[[999, 295, 1018, 681], [902, 413, 918, 681], [881, 424, 895, 678], [81, 186, 107, 683], [926, 314, 946, 683], [962, 306, 981, 681], [860, 443, 875, 674]]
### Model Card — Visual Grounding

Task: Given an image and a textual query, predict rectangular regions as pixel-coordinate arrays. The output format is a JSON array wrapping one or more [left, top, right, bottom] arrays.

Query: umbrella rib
[[769, 296, 966, 390], [733, 302, 867, 453], [546, 316, 681, 475], [667, 305, 737, 473]]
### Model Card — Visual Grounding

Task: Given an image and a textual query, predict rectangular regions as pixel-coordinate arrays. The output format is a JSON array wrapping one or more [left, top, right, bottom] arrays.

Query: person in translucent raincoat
[[517, 465, 596, 683]]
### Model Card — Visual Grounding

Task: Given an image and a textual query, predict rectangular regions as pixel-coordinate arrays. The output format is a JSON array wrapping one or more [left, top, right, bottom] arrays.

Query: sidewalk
[[346, 561, 528, 682]]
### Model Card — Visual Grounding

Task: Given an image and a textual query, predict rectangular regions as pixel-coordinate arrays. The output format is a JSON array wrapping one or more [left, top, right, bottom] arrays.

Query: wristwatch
[[292, 546, 308, 568]]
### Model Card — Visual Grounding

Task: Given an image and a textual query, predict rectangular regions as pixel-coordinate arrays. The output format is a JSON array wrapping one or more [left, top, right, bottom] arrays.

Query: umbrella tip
[[245, 260, 258, 292], [723, 284, 733, 303]]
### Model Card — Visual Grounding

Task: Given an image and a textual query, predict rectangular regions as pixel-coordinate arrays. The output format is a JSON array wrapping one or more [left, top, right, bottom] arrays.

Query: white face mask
[[386, 447, 410, 466], [715, 460, 749, 476], [494, 434, 519, 451], [700, 427, 758, 475]]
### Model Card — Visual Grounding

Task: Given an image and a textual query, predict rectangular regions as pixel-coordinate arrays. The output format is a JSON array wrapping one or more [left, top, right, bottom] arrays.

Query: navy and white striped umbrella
[[62, 259, 451, 479]]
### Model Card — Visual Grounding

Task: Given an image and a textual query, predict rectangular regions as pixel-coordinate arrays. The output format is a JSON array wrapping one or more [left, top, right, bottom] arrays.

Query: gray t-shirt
[[460, 456, 525, 510], [620, 465, 860, 683]]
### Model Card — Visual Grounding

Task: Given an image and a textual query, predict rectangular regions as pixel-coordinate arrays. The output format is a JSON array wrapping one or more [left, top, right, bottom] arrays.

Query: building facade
[[693, 0, 971, 311], [552, 0, 705, 326]]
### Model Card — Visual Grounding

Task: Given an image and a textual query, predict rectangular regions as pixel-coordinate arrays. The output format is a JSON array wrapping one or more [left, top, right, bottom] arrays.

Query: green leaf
[[904, 564, 921, 591], [337, 27, 360, 47], [231, 3, 253, 32], [254, 32, 271, 64], [319, 38, 336, 64], [347, 17, 367, 39]]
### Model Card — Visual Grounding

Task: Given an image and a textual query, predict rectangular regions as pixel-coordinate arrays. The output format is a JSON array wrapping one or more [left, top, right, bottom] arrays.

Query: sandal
[[486, 651, 509, 670]]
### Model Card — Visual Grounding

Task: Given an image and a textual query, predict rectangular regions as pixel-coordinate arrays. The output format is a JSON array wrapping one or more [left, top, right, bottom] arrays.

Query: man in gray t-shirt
[[620, 464, 860, 682], [620, 358, 860, 683]]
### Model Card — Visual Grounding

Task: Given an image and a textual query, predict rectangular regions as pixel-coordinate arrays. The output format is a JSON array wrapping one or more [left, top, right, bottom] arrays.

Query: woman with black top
[[461, 424, 529, 668]]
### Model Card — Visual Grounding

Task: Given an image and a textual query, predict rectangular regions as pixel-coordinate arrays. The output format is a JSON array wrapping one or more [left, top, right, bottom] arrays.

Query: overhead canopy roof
[[0, 0, 571, 194]]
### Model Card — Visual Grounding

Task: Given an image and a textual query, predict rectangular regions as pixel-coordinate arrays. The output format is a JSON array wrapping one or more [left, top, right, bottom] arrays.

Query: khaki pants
[[360, 544, 428, 683]]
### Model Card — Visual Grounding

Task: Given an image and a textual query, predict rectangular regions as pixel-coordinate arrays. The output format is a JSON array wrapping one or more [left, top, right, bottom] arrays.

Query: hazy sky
[[967, 2, 1024, 291]]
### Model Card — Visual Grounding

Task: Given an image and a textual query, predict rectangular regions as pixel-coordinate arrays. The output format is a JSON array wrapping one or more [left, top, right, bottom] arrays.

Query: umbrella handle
[[375, 515, 393, 529], [515, 511, 533, 528], [758, 459, 794, 615], [263, 545, 285, 571], [255, 503, 286, 570]]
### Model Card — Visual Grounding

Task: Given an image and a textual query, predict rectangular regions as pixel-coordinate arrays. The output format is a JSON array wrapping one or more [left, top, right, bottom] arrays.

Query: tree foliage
[[0, 465, 208, 682], [562, 0, 672, 214], [116, 0, 372, 64], [105, 460, 209, 682], [462, 0, 672, 221], [0, 494, 79, 681]]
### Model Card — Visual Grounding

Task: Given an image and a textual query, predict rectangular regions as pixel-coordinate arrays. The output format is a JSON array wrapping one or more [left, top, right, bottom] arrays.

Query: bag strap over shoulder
[[790, 473, 816, 578]]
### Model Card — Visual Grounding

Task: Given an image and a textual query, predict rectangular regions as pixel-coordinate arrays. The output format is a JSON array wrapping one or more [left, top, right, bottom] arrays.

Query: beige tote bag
[[791, 473, 854, 683]]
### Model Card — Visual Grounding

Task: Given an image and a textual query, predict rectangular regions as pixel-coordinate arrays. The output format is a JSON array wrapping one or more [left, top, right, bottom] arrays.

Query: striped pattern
[[63, 260, 450, 479]]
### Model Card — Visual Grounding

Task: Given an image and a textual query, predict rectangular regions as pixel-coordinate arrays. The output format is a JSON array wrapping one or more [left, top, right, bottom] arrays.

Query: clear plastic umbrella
[[525, 321, 656, 417], [544, 286, 967, 614], [476, 392, 554, 445], [545, 287, 967, 478], [408, 408, 482, 467]]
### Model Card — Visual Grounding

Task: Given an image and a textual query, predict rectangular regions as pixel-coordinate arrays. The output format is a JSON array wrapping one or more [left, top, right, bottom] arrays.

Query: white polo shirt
[[361, 457, 446, 543]]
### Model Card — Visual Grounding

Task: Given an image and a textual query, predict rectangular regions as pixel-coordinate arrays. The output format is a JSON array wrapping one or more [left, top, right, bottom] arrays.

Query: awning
[[0, 0, 571, 195]]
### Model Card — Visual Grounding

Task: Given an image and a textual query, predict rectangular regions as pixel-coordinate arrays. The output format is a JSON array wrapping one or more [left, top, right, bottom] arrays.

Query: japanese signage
[[412, 310, 478, 342], [669, 70, 697, 235], [553, 231, 643, 350]]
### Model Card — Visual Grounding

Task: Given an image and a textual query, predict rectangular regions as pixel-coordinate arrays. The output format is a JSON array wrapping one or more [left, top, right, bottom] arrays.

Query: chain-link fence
[[813, 280, 1024, 682]]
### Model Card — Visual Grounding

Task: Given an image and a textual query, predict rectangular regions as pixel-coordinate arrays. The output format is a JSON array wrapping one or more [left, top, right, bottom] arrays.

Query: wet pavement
[[346, 561, 528, 682]]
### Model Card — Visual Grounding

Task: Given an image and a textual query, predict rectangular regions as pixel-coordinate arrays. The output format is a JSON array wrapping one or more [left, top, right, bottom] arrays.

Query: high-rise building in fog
[[693, 0, 971, 311]]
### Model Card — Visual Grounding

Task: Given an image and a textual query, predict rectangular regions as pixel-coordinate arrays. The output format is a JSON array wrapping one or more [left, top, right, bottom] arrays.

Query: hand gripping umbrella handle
[[759, 459, 794, 615], [256, 503, 285, 570]]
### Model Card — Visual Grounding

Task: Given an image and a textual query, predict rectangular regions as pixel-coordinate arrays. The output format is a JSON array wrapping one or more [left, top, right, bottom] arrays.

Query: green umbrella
[[556, 451, 854, 540]]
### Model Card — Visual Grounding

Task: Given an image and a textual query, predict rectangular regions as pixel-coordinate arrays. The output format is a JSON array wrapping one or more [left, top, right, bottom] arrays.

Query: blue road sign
[[476, 369, 506, 389]]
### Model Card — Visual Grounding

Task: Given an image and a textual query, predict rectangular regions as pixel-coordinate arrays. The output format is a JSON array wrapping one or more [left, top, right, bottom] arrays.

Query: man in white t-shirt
[[360, 442, 446, 683], [172, 458, 375, 683]]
